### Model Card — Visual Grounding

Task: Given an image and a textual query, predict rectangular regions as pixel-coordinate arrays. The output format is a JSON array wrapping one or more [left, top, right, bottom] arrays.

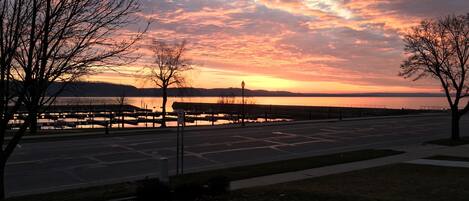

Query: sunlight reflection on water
[[54, 96, 450, 111]]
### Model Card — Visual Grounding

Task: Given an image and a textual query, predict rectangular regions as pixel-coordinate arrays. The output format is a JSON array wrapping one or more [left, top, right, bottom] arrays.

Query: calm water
[[30, 96, 451, 129], [54, 96, 451, 111]]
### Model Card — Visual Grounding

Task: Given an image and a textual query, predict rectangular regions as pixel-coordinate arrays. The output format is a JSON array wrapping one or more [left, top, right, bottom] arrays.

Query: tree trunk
[[161, 87, 167, 128], [121, 111, 124, 129], [28, 108, 38, 135], [0, 158, 5, 201], [451, 111, 461, 141]]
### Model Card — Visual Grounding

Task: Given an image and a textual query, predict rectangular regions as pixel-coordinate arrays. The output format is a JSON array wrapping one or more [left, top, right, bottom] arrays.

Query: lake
[[54, 96, 452, 111]]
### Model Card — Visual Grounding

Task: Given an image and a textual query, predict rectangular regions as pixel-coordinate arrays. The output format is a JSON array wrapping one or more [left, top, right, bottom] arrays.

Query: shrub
[[207, 176, 230, 194], [173, 182, 205, 201], [136, 178, 171, 201]]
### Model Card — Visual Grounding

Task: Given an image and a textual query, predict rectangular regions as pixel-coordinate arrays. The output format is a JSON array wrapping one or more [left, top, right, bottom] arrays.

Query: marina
[[6, 100, 445, 130]]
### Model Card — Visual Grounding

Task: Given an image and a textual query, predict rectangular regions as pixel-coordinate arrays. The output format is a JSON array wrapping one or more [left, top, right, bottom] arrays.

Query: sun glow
[[81, 0, 465, 93], [242, 75, 298, 90]]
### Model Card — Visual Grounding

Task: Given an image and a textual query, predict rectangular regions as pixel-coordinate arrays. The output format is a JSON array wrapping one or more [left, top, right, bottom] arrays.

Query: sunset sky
[[85, 0, 468, 93]]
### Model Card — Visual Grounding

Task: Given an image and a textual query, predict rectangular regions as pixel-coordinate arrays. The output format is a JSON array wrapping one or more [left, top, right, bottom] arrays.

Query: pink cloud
[[88, 0, 467, 93]]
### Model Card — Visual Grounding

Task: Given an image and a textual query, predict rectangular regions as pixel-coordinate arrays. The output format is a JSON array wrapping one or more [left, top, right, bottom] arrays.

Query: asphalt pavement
[[6, 114, 468, 197]]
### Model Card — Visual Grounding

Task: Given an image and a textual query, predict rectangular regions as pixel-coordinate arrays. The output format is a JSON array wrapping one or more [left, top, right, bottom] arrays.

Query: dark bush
[[207, 176, 230, 194], [173, 182, 205, 201], [136, 178, 171, 201]]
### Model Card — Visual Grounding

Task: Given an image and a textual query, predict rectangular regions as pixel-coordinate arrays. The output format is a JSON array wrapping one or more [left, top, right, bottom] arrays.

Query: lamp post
[[152, 107, 156, 127], [241, 81, 245, 126]]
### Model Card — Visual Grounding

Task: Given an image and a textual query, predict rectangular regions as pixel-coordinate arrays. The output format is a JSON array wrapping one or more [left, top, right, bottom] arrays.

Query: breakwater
[[172, 102, 444, 121]]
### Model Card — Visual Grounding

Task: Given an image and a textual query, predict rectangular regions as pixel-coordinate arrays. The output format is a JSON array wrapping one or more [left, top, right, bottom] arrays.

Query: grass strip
[[426, 137, 469, 146], [426, 155, 469, 162], [7, 182, 135, 201], [213, 163, 469, 201]]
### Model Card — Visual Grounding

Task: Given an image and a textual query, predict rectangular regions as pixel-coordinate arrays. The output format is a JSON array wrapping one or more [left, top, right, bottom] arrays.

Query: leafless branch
[[143, 39, 192, 127]]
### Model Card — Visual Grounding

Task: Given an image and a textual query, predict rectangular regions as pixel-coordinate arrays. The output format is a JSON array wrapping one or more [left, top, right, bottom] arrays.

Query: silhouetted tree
[[116, 91, 128, 128], [400, 14, 469, 141], [16, 0, 146, 135], [0, 0, 146, 199], [146, 40, 191, 127], [0, 1, 34, 199]]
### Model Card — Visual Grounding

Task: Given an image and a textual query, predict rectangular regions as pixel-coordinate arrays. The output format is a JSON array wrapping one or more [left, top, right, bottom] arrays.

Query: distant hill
[[47, 81, 446, 97]]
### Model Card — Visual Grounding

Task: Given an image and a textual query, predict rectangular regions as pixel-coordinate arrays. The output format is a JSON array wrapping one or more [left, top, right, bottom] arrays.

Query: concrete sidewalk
[[231, 143, 469, 190]]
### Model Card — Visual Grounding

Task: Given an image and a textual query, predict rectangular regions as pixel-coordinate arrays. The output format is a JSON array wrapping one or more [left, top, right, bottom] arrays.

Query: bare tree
[[146, 40, 191, 127], [0, 0, 29, 135], [400, 13, 469, 141], [13, 0, 146, 135], [116, 91, 128, 128], [0, 1, 34, 199], [0, 0, 146, 199]]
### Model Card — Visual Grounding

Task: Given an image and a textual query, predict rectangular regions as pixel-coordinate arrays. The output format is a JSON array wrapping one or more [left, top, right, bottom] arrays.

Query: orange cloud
[[85, 0, 466, 93]]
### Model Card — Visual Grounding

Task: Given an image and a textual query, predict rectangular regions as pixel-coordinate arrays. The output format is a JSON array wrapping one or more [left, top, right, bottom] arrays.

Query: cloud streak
[[89, 0, 468, 93]]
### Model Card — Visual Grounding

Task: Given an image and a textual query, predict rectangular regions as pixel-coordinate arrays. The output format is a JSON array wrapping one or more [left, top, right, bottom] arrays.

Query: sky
[[84, 0, 469, 93]]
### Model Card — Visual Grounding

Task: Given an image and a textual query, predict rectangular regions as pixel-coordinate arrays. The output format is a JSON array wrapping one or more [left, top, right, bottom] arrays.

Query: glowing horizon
[[84, 0, 468, 93]]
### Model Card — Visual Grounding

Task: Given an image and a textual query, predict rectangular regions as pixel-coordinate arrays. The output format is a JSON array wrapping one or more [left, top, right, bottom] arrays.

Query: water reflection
[[54, 96, 450, 111], [11, 96, 450, 130]]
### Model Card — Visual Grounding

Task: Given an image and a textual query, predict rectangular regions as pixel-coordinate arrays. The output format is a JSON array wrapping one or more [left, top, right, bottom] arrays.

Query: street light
[[152, 107, 156, 127], [241, 81, 245, 126]]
